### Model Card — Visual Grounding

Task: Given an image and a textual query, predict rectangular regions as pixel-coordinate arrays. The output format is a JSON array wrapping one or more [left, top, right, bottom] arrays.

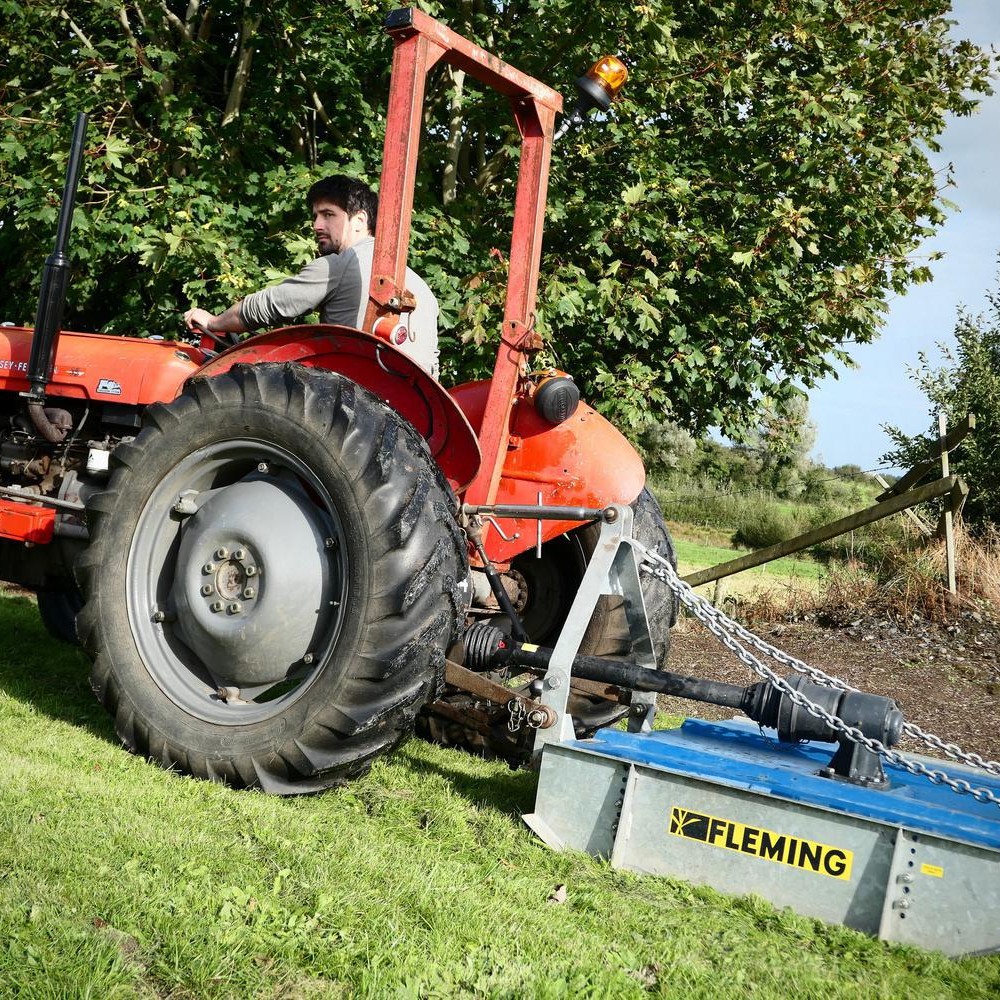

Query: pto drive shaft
[[461, 623, 904, 780]]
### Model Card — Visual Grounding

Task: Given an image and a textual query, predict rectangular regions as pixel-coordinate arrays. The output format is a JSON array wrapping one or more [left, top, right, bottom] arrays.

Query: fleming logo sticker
[[669, 807, 853, 880]]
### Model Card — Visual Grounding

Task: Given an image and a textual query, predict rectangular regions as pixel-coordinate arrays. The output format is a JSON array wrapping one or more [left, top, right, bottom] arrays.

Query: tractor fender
[[192, 324, 481, 492], [449, 380, 646, 563]]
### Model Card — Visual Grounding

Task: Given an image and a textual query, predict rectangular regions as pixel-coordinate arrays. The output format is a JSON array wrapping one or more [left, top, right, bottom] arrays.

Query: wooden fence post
[[939, 411, 958, 596]]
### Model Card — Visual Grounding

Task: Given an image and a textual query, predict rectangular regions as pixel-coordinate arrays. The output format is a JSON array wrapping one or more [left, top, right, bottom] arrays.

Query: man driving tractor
[[183, 175, 440, 377]]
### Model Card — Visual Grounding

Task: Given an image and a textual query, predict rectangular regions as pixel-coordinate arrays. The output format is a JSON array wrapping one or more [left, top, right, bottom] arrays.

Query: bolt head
[[227, 602, 242, 615], [201, 584, 214, 597], [245, 565, 257, 576], [151, 610, 165, 623], [324, 537, 337, 549], [242, 586, 255, 599], [303, 652, 314, 665], [233, 548, 246, 560], [257, 462, 269, 474], [203, 562, 216, 574], [215, 547, 229, 560], [210, 601, 224, 613]]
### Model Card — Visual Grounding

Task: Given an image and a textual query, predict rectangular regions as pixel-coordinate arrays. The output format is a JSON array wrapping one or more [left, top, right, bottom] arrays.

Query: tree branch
[[157, 0, 190, 41], [184, 0, 201, 38], [59, 9, 98, 55], [117, 6, 153, 71], [222, 7, 262, 127], [270, 15, 345, 151], [443, 66, 467, 205]]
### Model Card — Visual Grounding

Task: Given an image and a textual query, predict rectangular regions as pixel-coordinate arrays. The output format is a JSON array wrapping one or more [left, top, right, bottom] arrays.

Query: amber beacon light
[[555, 54, 628, 140], [577, 55, 629, 112]]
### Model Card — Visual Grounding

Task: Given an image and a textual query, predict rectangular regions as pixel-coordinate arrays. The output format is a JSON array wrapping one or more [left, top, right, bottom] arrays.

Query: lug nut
[[303, 652, 314, 664], [233, 548, 246, 560], [227, 602, 242, 615], [201, 584, 214, 596], [210, 601, 224, 613], [242, 586, 255, 599], [245, 565, 257, 577], [257, 462, 269, 474], [215, 547, 229, 560], [203, 562, 216, 574]]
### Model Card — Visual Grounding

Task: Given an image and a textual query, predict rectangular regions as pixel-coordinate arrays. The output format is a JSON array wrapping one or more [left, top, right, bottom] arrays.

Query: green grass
[[672, 535, 824, 580], [2, 591, 998, 998], [669, 525, 825, 604]]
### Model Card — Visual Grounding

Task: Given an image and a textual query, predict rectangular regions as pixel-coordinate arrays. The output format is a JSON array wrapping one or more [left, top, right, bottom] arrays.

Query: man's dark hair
[[307, 175, 378, 233]]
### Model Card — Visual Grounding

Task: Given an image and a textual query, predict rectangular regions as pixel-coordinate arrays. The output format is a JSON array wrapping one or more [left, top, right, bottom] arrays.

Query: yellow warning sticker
[[669, 807, 853, 880], [920, 863, 944, 878], [520, 643, 540, 653]]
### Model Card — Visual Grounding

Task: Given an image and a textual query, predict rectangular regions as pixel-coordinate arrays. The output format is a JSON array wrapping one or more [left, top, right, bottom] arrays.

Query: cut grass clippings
[[2, 591, 999, 998]]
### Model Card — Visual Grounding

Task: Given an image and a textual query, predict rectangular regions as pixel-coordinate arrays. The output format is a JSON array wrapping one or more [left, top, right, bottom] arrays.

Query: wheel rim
[[510, 531, 589, 644], [126, 439, 349, 725]]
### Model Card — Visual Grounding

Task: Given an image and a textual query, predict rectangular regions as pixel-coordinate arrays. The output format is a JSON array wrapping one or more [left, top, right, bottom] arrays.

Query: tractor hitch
[[458, 621, 904, 786]]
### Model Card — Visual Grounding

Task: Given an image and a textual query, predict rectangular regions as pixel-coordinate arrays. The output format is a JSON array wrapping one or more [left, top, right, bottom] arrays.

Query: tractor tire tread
[[77, 363, 466, 794]]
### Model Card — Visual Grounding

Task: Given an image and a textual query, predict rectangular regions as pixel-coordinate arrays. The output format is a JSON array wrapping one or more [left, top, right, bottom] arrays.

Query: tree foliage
[[0, 1, 991, 439], [883, 290, 1000, 529]]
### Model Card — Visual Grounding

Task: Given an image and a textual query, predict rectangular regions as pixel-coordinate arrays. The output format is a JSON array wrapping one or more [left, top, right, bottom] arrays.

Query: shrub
[[809, 517, 914, 567], [731, 506, 805, 549]]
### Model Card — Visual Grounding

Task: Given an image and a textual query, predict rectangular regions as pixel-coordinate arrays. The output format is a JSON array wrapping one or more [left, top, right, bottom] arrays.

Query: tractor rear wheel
[[75, 363, 467, 794]]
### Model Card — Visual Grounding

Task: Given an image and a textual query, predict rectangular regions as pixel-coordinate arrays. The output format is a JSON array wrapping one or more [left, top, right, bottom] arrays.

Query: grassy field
[[2, 591, 998, 998], [669, 522, 825, 602]]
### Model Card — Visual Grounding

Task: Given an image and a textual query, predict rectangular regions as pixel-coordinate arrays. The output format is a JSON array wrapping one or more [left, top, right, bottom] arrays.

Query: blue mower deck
[[525, 717, 1000, 955]]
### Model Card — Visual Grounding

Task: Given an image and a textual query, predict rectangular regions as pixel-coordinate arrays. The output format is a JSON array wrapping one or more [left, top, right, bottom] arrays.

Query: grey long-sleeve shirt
[[239, 236, 439, 377]]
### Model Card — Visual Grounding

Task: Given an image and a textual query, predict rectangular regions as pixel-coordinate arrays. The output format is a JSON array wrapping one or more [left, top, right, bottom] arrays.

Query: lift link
[[443, 659, 556, 730]]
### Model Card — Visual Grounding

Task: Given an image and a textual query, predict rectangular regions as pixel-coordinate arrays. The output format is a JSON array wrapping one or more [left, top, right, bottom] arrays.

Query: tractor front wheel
[[76, 364, 467, 793]]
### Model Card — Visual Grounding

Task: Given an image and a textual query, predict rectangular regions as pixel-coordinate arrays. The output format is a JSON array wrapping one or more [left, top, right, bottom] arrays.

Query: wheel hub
[[169, 475, 342, 689], [200, 547, 257, 609]]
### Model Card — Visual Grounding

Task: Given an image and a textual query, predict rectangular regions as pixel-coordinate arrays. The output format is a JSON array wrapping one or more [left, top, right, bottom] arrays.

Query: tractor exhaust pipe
[[24, 112, 88, 442]]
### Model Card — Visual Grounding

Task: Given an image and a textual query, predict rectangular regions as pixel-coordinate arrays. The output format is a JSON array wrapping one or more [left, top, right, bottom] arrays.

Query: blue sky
[[808, 1, 999, 472]]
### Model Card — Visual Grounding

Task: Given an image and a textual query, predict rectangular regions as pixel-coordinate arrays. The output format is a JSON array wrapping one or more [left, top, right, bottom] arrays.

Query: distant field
[[669, 523, 825, 599]]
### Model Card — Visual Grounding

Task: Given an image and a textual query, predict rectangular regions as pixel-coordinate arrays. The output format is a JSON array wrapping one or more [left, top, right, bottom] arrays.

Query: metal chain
[[710, 605, 1000, 776], [687, 580, 1000, 779], [672, 573, 1000, 778], [901, 721, 1000, 778], [637, 546, 1000, 808]]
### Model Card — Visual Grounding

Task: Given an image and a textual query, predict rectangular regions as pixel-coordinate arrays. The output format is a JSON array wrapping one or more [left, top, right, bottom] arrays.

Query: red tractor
[[0, 8, 675, 792]]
